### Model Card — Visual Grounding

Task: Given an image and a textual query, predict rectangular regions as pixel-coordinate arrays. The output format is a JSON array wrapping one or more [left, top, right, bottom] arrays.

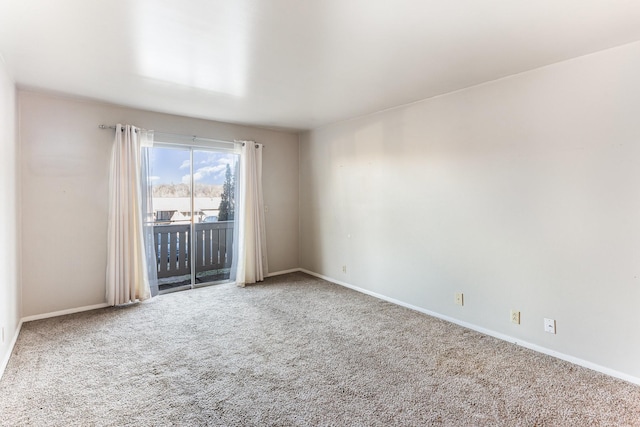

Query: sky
[[148, 147, 237, 186]]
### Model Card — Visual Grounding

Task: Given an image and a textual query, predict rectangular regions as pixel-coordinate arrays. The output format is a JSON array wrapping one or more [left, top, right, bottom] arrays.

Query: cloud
[[178, 153, 236, 184], [149, 176, 161, 181], [181, 164, 227, 184]]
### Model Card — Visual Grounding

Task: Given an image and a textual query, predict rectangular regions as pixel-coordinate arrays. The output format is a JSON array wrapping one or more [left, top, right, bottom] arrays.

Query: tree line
[[152, 183, 222, 198]]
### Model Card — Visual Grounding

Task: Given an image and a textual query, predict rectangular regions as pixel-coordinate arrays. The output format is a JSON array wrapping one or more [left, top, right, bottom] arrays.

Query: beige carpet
[[1, 272, 639, 426]]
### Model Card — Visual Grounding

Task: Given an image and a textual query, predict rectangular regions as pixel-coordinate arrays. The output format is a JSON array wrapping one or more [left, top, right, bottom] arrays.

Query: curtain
[[232, 141, 268, 286], [106, 124, 155, 305], [140, 145, 159, 297]]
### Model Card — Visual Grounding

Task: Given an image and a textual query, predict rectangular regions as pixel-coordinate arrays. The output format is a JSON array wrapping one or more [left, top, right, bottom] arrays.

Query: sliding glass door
[[146, 145, 239, 293], [192, 149, 236, 285]]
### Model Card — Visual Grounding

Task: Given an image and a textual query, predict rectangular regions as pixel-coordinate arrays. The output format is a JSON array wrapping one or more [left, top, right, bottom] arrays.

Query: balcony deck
[[153, 221, 234, 291]]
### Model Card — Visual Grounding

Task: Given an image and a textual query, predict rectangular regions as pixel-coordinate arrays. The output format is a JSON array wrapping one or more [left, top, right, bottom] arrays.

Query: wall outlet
[[1, 326, 4, 344], [454, 292, 464, 306], [544, 318, 556, 334], [510, 310, 520, 324], [342, 265, 347, 273]]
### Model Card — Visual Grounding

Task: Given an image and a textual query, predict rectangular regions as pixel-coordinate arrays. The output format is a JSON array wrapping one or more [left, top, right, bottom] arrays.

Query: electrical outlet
[[342, 265, 347, 273], [454, 293, 464, 306], [544, 318, 556, 334], [1, 326, 4, 344], [510, 310, 520, 324]]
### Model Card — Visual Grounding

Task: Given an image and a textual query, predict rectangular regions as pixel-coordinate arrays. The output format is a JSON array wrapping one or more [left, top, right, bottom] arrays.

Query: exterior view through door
[[146, 145, 239, 293]]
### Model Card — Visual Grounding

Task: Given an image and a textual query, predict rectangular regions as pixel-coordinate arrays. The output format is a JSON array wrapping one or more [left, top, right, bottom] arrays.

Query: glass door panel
[[147, 146, 192, 292], [192, 149, 239, 285]]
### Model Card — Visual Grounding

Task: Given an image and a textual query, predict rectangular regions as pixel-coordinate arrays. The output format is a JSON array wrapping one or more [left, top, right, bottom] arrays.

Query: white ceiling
[[2, 0, 640, 132]]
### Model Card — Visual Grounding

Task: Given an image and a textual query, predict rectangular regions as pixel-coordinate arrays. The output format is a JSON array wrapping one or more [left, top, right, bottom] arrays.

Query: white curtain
[[233, 141, 268, 286], [106, 124, 155, 305], [140, 145, 159, 297]]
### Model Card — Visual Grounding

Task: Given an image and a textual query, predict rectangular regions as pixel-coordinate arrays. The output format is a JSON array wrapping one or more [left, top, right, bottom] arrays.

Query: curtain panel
[[106, 124, 156, 305], [233, 141, 268, 286]]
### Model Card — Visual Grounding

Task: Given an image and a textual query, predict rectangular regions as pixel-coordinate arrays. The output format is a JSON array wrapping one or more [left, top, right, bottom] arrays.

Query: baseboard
[[266, 268, 302, 278], [21, 303, 110, 323], [299, 269, 640, 386], [0, 319, 23, 381]]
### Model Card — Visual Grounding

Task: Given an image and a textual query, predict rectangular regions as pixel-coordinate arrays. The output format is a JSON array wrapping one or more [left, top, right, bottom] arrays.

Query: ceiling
[[2, 0, 640, 132]]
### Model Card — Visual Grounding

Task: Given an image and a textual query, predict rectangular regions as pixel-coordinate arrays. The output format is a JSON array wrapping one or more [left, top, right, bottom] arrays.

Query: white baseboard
[[21, 303, 110, 323], [0, 319, 23, 381], [299, 269, 640, 386], [266, 268, 302, 278]]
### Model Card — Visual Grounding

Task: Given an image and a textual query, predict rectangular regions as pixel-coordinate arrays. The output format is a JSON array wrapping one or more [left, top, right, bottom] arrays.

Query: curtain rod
[[98, 124, 242, 146]]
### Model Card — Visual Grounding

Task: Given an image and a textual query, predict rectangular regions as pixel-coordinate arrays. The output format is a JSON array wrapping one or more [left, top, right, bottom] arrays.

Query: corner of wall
[[15, 87, 22, 323], [296, 131, 303, 269], [0, 57, 21, 380]]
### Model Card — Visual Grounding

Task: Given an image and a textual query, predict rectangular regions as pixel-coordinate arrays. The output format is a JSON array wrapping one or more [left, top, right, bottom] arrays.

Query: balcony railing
[[152, 221, 234, 280]]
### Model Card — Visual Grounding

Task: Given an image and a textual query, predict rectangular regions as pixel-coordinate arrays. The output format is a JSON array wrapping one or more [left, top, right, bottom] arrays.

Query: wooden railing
[[153, 221, 234, 279]]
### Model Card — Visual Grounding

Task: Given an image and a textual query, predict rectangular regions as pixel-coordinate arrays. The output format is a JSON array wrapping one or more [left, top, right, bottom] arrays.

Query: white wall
[[300, 41, 640, 380], [19, 91, 299, 317], [0, 58, 20, 370]]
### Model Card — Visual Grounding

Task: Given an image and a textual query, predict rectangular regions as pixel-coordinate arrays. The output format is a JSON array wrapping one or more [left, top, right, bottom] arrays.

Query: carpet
[[1, 272, 639, 426]]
